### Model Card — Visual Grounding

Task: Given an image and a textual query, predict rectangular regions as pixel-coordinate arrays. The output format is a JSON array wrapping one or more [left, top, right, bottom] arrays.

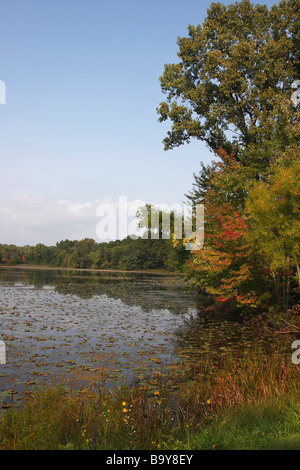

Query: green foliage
[[246, 154, 300, 273], [246, 153, 300, 308], [158, 0, 299, 170], [159, 0, 300, 314], [185, 147, 300, 312], [0, 236, 188, 273]]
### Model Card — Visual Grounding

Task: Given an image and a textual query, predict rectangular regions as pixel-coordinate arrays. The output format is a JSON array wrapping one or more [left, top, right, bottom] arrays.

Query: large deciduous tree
[[158, 0, 300, 313], [158, 0, 299, 172]]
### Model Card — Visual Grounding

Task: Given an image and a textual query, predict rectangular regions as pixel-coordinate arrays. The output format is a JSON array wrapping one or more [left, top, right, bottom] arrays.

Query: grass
[[0, 347, 299, 450], [184, 394, 300, 450]]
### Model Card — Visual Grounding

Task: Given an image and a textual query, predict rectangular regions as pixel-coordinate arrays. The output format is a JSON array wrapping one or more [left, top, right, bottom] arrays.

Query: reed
[[0, 346, 298, 450]]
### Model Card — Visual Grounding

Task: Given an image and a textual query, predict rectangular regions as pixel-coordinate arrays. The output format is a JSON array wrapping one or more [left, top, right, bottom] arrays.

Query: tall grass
[[0, 347, 298, 450], [180, 347, 299, 423]]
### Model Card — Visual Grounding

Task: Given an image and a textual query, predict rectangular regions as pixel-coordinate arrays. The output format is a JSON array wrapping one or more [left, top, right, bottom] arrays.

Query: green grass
[[184, 393, 300, 450], [0, 347, 299, 450], [1, 387, 299, 450]]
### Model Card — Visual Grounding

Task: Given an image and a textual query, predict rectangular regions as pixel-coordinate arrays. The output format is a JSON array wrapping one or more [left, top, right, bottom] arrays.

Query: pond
[[0, 267, 279, 407]]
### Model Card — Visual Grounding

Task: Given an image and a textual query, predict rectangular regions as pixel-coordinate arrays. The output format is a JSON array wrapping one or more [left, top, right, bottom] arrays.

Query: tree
[[186, 147, 251, 209], [246, 152, 300, 309], [186, 145, 300, 312], [137, 203, 184, 240], [157, 0, 299, 171], [187, 195, 262, 308], [74, 238, 96, 268], [158, 0, 300, 313]]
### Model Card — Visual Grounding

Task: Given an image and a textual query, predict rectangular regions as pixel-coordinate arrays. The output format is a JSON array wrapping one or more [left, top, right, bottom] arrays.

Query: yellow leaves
[[171, 233, 179, 248], [151, 357, 162, 364]]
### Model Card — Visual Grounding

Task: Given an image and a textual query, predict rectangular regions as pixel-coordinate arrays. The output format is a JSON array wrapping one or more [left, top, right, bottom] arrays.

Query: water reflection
[[0, 267, 286, 406], [0, 267, 198, 401], [175, 309, 278, 364], [0, 267, 196, 315]]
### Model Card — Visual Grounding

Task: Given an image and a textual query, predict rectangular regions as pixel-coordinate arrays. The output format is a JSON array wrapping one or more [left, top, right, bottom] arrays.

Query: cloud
[[0, 195, 147, 246], [0, 194, 190, 247], [0, 196, 107, 246]]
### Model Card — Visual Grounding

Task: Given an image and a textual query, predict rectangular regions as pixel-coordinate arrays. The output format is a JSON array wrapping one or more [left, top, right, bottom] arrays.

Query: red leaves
[[189, 199, 257, 306], [206, 203, 249, 245]]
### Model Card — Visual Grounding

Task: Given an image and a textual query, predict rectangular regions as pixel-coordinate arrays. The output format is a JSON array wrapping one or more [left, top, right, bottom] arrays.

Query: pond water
[[0, 267, 279, 407]]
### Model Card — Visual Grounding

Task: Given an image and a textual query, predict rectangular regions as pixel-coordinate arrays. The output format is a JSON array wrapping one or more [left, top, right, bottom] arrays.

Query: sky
[[0, 0, 279, 246]]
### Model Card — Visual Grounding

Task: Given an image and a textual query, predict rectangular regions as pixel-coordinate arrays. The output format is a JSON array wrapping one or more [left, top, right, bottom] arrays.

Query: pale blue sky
[[0, 0, 279, 245]]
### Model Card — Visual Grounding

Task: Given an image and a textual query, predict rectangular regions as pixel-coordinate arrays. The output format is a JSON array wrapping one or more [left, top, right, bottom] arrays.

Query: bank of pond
[[0, 267, 299, 450]]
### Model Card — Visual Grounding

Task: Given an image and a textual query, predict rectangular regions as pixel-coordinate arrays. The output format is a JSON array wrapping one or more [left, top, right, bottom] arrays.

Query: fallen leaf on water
[[151, 357, 162, 364]]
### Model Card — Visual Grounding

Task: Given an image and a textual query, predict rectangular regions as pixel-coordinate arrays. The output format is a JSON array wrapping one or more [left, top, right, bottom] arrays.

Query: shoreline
[[0, 264, 183, 276]]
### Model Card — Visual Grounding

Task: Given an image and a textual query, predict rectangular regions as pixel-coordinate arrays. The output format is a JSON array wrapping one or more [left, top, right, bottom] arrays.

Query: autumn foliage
[[186, 147, 300, 313]]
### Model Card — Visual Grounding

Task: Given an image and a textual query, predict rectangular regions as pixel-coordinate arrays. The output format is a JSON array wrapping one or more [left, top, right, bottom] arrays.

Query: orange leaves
[[188, 196, 257, 306]]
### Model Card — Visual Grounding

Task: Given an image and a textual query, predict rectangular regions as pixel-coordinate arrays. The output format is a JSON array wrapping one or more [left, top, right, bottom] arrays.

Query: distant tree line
[[0, 236, 189, 272]]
